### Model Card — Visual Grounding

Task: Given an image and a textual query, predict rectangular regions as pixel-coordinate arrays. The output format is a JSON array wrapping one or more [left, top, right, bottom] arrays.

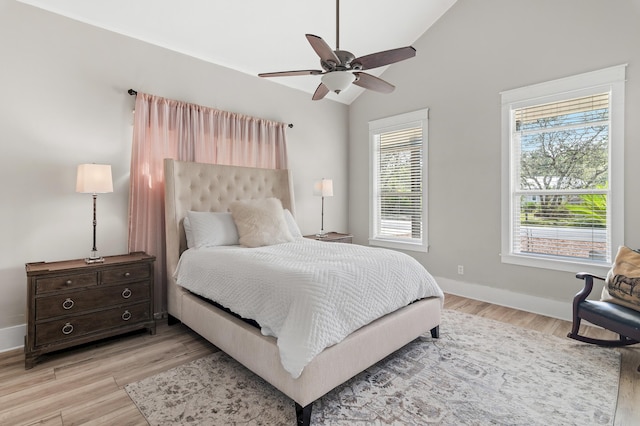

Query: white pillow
[[230, 198, 294, 247], [183, 216, 194, 248], [185, 211, 240, 248], [283, 209, 303, 238]]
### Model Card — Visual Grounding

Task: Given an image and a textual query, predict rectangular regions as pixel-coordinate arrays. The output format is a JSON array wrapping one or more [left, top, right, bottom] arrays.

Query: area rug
[[125, 309, 620, 425]]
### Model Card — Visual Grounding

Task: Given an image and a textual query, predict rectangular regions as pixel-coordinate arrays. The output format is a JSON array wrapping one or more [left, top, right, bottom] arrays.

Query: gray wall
[[349, 0, 640, 313], [0, 0, 348, 334]]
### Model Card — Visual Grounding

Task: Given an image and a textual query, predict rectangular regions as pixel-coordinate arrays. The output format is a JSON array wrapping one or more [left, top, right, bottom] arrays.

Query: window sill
[[501, 253, 610, 276], [369, 238, 428, 253]]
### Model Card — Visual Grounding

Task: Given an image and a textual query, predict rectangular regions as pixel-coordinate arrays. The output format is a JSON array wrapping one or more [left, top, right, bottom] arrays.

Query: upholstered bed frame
[[163, 158, 442, 425]]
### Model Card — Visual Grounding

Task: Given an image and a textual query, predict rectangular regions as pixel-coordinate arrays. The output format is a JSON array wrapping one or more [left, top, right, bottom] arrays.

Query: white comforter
[[174, 238, 443, 378]]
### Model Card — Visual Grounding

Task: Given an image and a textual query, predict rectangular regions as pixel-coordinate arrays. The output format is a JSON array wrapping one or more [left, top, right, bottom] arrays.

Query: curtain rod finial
[[288, 123, 293, 128], [128, 89, 137, 96]]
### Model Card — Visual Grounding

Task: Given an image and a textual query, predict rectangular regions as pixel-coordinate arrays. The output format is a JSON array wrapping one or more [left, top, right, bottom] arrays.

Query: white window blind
[[501, 64, 626, 273], [512, 93, 610, 262], [370, 109, 428, 252]]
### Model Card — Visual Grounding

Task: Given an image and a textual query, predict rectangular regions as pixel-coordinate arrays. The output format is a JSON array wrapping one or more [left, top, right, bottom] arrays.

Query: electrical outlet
[[457, 265, 464, 275]]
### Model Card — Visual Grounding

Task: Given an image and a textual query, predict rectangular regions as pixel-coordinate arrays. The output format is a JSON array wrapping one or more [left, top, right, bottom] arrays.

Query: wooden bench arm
[[575, 272, 606, 281], [573, 272, 606, 304]]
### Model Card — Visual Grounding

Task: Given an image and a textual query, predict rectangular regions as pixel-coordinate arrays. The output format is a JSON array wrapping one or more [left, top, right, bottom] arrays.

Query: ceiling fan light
[[321, 71, 355, 94]]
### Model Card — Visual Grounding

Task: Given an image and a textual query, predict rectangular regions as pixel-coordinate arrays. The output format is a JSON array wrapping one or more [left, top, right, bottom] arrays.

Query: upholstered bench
[[567, 272, 640, 346]]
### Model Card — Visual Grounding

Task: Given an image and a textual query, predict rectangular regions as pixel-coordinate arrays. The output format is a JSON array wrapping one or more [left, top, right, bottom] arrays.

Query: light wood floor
[[1, 294, 638, 425]]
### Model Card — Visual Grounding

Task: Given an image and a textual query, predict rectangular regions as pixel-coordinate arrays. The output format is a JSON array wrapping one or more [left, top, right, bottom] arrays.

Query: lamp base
[[85, 250, 104, 264], [315, 231, 329, 238]]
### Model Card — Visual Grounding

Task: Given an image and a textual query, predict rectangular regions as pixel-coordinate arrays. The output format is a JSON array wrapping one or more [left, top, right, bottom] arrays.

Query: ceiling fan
[[258, 0, 416, 100]]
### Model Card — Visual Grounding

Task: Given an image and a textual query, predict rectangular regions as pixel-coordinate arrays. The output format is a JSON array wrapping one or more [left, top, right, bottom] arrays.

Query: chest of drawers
[[24, 252, 156, 369], [303, 232, 353, 243]]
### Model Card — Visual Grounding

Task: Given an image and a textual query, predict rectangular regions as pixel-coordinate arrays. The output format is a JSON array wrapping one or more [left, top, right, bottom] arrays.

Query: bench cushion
[[580, 300, 640, 340]]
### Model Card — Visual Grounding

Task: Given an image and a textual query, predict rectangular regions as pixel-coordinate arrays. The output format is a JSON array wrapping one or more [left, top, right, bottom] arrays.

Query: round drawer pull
[[122, 288, 132, 299], [124, 272, 131, 278], [62, 323, 74, 335], [65, 280, 73, 285], [62, 298, 74, 310], [122, 310, 132, 321]]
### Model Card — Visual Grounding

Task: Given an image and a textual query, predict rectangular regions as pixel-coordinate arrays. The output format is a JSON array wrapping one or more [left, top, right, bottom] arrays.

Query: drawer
[[36, 272, 98, 294], [101, 263, 150, 284], [35, 302, 150, 347], [35, 281, 150, 321]]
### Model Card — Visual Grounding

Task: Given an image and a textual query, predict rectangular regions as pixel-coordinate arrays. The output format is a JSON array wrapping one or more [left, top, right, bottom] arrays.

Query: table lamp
[[76, 163, 113, 263], [313, 178, 333, 238]]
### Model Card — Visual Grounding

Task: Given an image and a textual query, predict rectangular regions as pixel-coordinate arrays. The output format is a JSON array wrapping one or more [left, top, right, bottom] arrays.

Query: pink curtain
[[128, 93, 288, 314]]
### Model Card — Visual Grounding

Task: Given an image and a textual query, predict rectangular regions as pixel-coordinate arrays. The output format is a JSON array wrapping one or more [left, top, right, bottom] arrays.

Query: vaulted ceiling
[[17, 0, 457, 104]]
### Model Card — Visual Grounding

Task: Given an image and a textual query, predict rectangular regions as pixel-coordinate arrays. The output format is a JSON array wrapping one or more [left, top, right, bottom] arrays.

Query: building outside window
[[501, 65, 626, 273], [369, 109, 429, 252]]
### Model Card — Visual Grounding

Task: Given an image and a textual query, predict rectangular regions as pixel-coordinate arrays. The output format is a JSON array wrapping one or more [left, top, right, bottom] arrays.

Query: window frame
[[500, 65, 626, 273], [369, 108, 429, 252]]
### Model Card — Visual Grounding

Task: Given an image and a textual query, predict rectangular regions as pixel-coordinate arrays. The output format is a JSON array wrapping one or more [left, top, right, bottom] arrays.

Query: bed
[[163, 158, 443, 425]]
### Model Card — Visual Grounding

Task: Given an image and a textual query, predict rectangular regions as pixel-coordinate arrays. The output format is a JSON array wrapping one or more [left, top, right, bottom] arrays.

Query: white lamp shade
[[313, 178, 334, 197], [321, 72, 355, 94], [76, 164, 113, 193]]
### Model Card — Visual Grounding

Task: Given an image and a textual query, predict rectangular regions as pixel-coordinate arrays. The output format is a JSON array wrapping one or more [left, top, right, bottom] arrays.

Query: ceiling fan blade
[[353, 46, 416, 70], [353, 72, 395, 94], [258, 69, 323, 78], [312, 83, 330, 101], [306, 34, 340, 66]]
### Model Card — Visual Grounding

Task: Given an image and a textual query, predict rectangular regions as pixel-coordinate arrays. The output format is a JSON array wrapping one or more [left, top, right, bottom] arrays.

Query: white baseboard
[[436, 276, 573, 322], [0, 323, 25, 353]]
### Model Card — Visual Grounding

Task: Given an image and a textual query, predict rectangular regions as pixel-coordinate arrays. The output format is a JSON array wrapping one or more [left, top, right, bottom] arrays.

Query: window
[[501, 65, 626, 273], [369, 109, 428, 252]]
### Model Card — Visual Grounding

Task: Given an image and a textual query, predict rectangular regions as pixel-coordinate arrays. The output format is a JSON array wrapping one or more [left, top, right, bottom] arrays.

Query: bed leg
[[430, 325, 440, 338], [295, 402, 312, 426], [167, 314, 180, 326]]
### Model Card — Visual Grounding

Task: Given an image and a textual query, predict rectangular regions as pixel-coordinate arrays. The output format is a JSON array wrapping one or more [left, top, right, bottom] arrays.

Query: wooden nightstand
[[304, 232, 353, 244], [24, 252, 156, 369]]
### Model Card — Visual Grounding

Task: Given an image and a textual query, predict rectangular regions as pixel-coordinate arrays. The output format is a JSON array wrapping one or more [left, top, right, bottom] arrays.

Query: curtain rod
[[127, 89, 293, 128]]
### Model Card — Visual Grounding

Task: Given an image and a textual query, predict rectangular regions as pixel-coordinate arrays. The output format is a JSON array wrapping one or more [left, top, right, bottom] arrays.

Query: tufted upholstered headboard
[[163, 158, 295, 319]]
